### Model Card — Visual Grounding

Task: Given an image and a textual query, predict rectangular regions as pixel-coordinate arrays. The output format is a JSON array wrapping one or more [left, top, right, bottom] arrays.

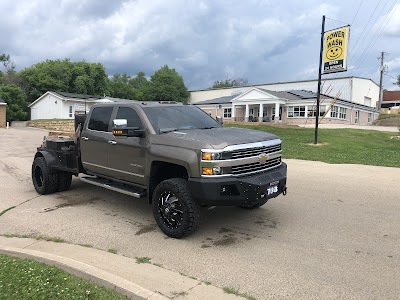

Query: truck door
[[107, 106, 147, 186], [80, 106, 114, 177]]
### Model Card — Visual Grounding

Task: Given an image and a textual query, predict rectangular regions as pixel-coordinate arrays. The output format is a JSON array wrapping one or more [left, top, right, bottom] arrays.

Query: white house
[[29, 91, 113, 120]]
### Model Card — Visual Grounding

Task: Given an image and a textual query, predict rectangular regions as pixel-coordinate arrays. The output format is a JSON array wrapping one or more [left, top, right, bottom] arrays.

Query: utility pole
[[377, 52, 387, 112]]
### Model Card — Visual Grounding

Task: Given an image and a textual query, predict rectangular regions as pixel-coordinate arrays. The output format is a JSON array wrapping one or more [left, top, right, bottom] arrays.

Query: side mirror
[[216, 116, 223, 125], [112, 119, 146, 138]]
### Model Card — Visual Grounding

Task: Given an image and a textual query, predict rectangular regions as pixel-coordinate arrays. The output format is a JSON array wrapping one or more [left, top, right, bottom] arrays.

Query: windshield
[[143, 105, 221, 134]]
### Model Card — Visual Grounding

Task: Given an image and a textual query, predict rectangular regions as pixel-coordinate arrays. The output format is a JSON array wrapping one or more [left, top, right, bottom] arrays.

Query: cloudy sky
[[1, 0, 399, 90]]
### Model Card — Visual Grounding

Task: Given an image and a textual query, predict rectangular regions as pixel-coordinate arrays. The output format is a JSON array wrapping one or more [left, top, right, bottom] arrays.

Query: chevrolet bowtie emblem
[[258, 153, 269, 163]]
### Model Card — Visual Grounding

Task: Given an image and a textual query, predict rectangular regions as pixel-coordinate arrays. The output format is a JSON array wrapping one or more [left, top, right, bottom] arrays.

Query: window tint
[[116, 107, 143, 129], [88, 107, 113, 132]]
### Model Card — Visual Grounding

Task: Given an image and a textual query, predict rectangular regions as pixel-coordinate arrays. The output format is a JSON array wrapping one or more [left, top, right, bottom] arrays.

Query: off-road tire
[[57, 172, 72, 192], [152, 178, 200, 238], [239, 198, 269, 209], [32, 157, 59, 195]]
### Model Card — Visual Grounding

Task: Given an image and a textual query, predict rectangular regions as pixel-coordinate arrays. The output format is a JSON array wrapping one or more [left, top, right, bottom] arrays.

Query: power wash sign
[[323, 26, 350, 74]]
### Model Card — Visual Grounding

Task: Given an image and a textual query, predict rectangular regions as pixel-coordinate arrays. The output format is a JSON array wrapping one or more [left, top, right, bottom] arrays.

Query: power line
[[350, 0, 396, 73], [351, 0, 364, 25], [348, 0, 383, 56]]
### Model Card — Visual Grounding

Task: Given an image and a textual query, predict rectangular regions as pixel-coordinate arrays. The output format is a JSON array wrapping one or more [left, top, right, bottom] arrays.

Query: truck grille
[[231, 157, 281, 175], [230, 144, 281, 159]]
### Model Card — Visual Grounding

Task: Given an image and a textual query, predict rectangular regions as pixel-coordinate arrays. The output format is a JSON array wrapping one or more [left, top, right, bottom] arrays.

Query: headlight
[[201, 151, 223, 160]]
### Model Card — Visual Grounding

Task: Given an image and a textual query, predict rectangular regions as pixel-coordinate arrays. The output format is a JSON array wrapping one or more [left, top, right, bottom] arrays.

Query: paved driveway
[[1, 127, 399, 300]]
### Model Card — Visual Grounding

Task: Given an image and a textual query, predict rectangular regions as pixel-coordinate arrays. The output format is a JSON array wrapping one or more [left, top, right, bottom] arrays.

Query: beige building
[[191, 76, 379, 126], [194, 87, 378, 126], [0, 98, 6, 128]]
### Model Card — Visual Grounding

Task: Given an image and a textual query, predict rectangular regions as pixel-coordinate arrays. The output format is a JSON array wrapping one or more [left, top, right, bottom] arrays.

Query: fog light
[[202, 167, 213, 175]]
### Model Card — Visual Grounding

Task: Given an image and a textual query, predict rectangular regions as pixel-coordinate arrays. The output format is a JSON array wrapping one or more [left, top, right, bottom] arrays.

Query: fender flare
[[34, 150, 60, 173]]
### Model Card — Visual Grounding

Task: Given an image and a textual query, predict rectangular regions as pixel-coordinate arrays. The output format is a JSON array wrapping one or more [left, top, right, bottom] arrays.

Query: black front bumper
[[189, 162, 287, 206]]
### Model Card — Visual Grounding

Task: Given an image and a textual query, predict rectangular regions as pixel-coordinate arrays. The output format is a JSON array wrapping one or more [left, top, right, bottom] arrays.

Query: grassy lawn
[[227, 124, 400, 168], [0, 255, 129, 300]]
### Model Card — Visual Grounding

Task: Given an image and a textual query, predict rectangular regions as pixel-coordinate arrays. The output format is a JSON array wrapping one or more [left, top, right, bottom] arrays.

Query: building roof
[[383, 91, 400, 101], [0, 97, 6, 105], [189, 76, 379, 92], [52, 91, 103, 100], [193, 95, 235, 105], [194, 87, 376, 112]]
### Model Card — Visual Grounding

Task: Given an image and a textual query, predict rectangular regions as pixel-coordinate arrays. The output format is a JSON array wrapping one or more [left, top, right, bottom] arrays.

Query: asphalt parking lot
[[1, 127, 399, 300]]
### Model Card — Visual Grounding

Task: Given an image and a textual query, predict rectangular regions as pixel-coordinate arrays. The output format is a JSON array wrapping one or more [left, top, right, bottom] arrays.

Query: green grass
[[0, 206, 16, 216], [227, 124, 400, 168], [223, 287, 257, 300], [377, 113, 399, 120], [0, 255, 129, 300], [1, 233, 65, 243], [107, 248, 118, 254], [135, 256, 151, 264]]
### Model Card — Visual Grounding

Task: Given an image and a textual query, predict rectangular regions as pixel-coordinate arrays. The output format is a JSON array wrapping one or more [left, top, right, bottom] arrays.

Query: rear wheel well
[[149, 161, 188, 203]]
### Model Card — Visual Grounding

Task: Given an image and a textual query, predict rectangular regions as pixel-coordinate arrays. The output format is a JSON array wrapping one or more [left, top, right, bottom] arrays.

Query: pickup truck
[[31, 101, 287, 238]]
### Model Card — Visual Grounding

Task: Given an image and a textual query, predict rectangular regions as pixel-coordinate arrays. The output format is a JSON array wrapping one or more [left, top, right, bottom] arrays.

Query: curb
[[0, 245, 166, 300]]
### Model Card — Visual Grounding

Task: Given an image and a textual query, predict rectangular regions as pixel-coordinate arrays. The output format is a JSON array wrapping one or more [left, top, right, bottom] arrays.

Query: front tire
[[32, 157, 59, 195], [152, 178, 200, 238]]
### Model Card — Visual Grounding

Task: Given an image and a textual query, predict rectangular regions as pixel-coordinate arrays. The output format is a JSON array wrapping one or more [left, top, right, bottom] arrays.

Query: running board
[[81, 176, 147, 198]]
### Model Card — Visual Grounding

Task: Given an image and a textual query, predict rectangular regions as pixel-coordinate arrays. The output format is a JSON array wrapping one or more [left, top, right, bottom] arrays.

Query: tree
[[394, 75, 400, 87], [130, 71, 149, 100], [0, 54, 16, 72], [19, 59, 109, 103], [108, 73, 137, 100], [211, 77, 249, 89], [144, 65, 189, 102], [0, 84, 29, 122]]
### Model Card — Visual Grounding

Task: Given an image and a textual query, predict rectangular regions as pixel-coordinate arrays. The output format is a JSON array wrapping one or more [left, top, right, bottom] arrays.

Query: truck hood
[[152, 127, 280, 150]]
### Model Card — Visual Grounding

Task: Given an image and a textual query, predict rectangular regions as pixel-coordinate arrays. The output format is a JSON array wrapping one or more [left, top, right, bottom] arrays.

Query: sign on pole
[[323, 26, 350, 74]]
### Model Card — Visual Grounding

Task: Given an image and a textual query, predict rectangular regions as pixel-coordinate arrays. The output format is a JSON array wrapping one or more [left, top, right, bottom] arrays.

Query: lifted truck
[[31, 101, 287, 238]]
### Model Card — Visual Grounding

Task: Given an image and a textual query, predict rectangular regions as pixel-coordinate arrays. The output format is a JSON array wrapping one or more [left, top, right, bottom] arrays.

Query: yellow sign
[[323, 26, 350, 74]]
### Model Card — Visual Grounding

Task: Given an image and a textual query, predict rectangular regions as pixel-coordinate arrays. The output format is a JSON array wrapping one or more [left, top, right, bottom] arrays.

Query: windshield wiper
[[159, 128, 180, 134]]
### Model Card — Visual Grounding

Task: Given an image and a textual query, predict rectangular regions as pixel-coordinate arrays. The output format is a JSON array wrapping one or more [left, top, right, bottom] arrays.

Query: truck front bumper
[[189, 162, 287, 206]]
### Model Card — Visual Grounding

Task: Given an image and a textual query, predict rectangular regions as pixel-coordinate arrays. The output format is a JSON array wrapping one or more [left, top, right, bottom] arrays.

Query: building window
[[223, 108, 232, 118], [331, 106, 347, 119], [308, 105, 326, 117], [288, 106, 306, 118], [249, 108, 254, 116], [69, 106, 73, 118], [364, 97, 371, 106], [355, 110, 359, 124], [368, 113, 372, 123]]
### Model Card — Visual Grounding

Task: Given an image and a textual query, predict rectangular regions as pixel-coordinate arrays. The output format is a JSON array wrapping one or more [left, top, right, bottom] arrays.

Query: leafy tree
[[211, 77, 249, 88], [144, 65, 189, 102], [108, 73, 137, 99], [0, 84, 29, 122], [0, 54, 16, 72], [130, 71, 149, 100], [395, 75, 400, 87], [19, 59, 109, 103]]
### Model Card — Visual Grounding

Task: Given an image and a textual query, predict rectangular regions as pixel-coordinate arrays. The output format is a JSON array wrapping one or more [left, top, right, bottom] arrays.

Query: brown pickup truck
[[31, 101, 287, 238]]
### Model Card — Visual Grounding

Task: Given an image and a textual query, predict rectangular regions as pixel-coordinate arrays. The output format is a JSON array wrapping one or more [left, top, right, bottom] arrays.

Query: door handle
[[108, 140, 117, 145], [81, 137, 89, 141]]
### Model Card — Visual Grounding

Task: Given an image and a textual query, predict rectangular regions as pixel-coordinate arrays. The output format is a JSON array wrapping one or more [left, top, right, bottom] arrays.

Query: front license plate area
[[267, 185, 278, 195]]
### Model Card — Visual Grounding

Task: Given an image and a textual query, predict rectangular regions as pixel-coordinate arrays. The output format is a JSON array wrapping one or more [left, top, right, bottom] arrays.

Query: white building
[[191, 76, 380, 126], [29, 91, 112, 120]]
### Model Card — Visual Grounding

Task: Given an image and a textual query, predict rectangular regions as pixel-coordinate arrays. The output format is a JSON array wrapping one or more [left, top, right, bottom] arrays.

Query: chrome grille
[[231, 157, 281, 175], [230, 144, 281, 159]]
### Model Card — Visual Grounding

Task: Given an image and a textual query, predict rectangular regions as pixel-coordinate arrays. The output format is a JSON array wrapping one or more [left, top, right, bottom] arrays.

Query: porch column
[[274, 102, 280, 123], [245, 104, 249, 122], [231, 104, 236, 121], [259, 103, 263, 121]]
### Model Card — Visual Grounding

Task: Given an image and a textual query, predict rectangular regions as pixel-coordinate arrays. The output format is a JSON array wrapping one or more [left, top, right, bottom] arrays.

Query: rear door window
[[88, 107, 113, 132]]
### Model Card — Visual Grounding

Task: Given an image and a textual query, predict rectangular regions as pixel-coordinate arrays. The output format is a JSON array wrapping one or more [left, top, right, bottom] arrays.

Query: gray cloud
[[0, 0, 399, 90]]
